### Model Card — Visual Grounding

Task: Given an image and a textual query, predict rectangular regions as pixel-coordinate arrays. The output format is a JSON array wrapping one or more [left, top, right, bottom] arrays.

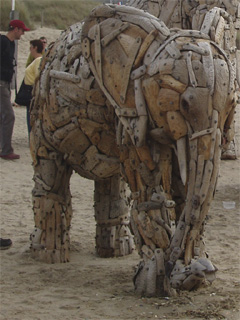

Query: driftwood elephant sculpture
[[30, 4, 238, 296]]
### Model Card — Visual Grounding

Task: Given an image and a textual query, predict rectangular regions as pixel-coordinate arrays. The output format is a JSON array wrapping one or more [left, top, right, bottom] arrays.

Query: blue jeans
[[0, 80, 15, 155]]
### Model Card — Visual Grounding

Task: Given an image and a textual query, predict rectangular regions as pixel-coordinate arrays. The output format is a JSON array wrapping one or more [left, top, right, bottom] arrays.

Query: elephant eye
[[181, 99, 189, 112]]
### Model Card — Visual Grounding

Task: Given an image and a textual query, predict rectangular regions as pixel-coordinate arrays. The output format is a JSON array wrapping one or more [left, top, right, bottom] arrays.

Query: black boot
[[0, 238, 12, 249]]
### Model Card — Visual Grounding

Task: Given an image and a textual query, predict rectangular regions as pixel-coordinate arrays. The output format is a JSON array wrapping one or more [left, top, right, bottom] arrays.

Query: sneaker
[[0, 153, 20, 160], [0, 238, 12, 250]]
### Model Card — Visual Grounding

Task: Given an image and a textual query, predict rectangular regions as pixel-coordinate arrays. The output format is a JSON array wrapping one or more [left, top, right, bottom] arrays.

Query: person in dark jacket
[[0, 19, 30, 160], [0, 19, 30, 250]]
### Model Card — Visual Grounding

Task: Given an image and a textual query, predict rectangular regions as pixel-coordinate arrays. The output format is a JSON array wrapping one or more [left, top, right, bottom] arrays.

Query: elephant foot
[[133, 260, 176, 297], [30, 247, 70, 263], [31, 195, 72, 263], [221, 140, 237, 160], [30, 227, 70, 263], [170, 258, 218, 291], [133, 247, 176, 297], [96, 223, 135, 258], [133, 246, 217, 296]]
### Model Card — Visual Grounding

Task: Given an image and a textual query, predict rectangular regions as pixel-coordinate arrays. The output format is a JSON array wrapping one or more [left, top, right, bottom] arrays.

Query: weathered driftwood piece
[[30, 3, 237, 297], [49, 70, 81, 83]]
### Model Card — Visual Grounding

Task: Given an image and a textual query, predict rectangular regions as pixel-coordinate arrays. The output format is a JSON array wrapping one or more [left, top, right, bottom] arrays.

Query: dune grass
[[1, 0, 101, 30]]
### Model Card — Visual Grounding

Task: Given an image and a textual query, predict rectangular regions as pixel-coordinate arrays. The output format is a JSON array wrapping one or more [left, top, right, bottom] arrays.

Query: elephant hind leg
[[31, 156, 73, 263]]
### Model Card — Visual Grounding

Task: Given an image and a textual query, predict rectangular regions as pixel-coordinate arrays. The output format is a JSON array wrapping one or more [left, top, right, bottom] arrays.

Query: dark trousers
[[0, 80, 15, 155], [26, 103, 31, 136]]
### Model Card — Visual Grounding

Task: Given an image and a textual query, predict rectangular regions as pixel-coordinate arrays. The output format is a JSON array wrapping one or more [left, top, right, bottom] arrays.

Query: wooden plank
[[200, 8, 218, 35], [149, 128, 173, 145], [78, 56, 91, 79], [99, 18, 123, 38], [189, 128, 214, 141], [44, 199, 56, 250], [78, 118, 106, 143], [134, 29, 158, 68], [172, 59, 189, 85], [120, 36, 142, 104], [117, 12, 155, 33], [186, 51, 197, 87], [159, 0, 178, 26], [198, 42, 214, 95], [117, 33, 137, 56], [48, 88, 58, 114], [195, 129, 211, 159], [124, 159, 137, 192], [136, 162, 155, 187], [82, 37, 90, 59], [97, 130, 119, 157], [100, 40, 136, 109], [42, 103, 57, 132], [150, 220, 170, 250], [116, 107, 138, 117], [166, 111, 188, 140], [59, 128, 90, 155], [86, 88, 106, 106], [81, 145, 100, 171], [157, 74, 187, 93], [90, 4, 115, 18], [194, 155, 205, 197], [131, 65, 147, 80], [155, 248, 165, 276], [170, 220, 186, 249], [165, 41, 181, 59], [199, 159, 214, 205], [144, 40, 161, 66], [101, 22, 130, 47], [215, 16, 225, 44], [94, 24, 102, 84], [56, 80, 87, 105], [182, 43, 209, 56], [50, 70, 80, 83], [150, 18, 170, 37], [213, 59, 229, 112], [176, 136, 187, 186], [91, 160, 119, 178], [191, 60, 207, 87], [135, 145, 155, 171], [185, 159, 196, 225], [132, 209, 156, 251], [184, 229, 199, 265]]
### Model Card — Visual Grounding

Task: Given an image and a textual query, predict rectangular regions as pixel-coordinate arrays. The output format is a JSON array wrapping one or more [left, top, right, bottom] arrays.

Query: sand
[[0, 27, 240, 320]]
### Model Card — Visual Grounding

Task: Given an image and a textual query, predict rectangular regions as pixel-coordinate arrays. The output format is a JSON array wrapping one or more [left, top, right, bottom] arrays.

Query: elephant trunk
[[167, 114, 221, 291]]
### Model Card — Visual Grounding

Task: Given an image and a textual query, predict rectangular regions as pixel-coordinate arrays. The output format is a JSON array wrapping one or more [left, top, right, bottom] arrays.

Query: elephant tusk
[[189, 127, 214, 141], [209, 110, 219, 159], [176, 136, 187, 186], [199, 159, 214, 205]]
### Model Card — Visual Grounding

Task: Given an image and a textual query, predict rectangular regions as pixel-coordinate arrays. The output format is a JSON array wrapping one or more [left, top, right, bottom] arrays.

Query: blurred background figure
[[25, 36, 47, 67]]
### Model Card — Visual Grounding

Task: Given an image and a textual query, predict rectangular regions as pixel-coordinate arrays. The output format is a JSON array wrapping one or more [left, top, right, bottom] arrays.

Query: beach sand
[[0, 27, 240, 320]]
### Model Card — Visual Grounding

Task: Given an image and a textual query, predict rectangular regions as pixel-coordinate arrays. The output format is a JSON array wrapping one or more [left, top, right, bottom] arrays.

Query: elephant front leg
[[131, 199, 176, 297], [30, 156, 73, 263], [94, 174, 135, 257]]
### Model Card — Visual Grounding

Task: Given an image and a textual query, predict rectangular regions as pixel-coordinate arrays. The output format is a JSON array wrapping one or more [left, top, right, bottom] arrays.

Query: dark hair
[[30, 39, 43, 53], [39, 36, 47, 42]]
